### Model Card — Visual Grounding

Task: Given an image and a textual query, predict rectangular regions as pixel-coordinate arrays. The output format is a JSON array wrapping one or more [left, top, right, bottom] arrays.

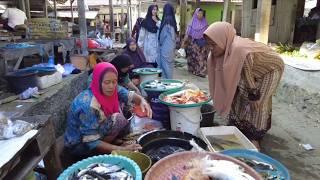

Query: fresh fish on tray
[[68, 163, 134, 180]]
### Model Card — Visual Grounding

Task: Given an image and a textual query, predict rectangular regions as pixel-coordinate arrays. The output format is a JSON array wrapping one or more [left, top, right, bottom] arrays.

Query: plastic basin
[[112, 150, 152, 175], [57, 154, 142, 180]]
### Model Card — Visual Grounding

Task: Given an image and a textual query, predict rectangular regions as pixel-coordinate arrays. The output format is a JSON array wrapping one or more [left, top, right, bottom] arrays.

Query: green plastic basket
[[57, 155, 142, 180], [140, 79, 185, 92], [159, 89, 211, 108], [132, 68, 162, 75]]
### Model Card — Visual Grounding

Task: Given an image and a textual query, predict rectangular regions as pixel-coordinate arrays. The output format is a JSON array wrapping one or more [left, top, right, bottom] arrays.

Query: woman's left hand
[[139, 99, 152, 118]]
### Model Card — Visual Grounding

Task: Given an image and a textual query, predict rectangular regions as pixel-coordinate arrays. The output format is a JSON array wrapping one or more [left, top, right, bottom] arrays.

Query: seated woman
[[64, 62, 152, 158], [123, 38, 153, 86], [110, 54, 142, 95], [88, 55, 142, 94]]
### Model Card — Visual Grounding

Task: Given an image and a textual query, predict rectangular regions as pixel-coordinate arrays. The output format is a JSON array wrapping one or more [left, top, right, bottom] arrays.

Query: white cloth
[[0, 130, 38, 167], [1, 8, 27, 28]]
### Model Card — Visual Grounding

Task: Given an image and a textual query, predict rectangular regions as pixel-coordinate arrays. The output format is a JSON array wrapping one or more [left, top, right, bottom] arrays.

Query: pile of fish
[[144, 80, 183, 90], [163, 89, 209, 104], [174, 156, 255, 180], [68, 163, 133, 180], [235, 157, 285, 180]]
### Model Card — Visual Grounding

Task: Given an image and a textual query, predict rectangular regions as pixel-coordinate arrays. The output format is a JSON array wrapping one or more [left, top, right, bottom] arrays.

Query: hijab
[[90, 62, 119, 116], [141, 5, 160, 33], [159, 3, 177, 40], [204, 22, 273, 117], [124, 38, 147, 69], [187, 8, 208, 40], [133, 17, 144, 41], [110, 54, 133, 84]]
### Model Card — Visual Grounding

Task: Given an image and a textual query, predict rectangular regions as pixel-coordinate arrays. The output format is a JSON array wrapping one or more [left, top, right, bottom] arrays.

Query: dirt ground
[[173, 59, 320, 180]]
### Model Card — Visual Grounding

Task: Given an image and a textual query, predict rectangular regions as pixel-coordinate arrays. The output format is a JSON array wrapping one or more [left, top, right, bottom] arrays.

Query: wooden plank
[[13, 49, 26, 70]]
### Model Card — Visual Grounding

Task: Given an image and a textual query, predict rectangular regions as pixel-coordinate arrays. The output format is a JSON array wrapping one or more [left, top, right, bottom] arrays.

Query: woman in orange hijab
[[204, 22, 284, 149]]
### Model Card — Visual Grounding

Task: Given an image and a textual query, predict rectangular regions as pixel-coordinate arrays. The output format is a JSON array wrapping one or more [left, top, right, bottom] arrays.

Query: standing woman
[[132, 17, 144, 42], [158, 3, 177, 79], [204, 22, 284, 149], [180, 8, 209, 78], [138, 5, 161, 67]]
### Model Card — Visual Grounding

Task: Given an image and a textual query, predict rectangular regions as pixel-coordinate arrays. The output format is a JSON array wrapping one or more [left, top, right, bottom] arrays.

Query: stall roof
[[48, 10, 99, 19]]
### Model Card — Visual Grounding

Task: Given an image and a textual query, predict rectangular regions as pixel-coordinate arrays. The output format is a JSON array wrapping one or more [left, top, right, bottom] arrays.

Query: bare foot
[[251, 140, 261, 151]]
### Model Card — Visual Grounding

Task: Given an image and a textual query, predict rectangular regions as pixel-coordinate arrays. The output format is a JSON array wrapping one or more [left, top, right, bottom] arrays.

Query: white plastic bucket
[[169, 106, 202, 135]]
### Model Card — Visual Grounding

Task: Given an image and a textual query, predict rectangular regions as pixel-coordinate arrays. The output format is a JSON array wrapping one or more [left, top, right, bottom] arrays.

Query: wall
[[242, 0, 298, 43], [200, 2, 224, 24]]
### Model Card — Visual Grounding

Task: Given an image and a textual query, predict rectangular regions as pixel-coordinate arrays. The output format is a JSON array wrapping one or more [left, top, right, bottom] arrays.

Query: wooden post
[[222, 0, 230, 22], [53, 0, 57, 19], [71, 0, 74, 23], [180, 0, 187, 38], [109, 0, 114, 39], [195, 0, 201, 8], [127, 0, 132, 35], [25, 0, 31, 19], [44, 0, 48, 18], [19, 0, 26, 14], [77, 0, 88, 55], [138, 1, 141, 17], [254, 0, 272, 44]]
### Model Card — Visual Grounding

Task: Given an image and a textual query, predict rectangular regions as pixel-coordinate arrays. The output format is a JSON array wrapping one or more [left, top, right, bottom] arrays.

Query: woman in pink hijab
[[64, 62, 152, 158], [180, 8, 209, 78], [204, 22, 284, 149]]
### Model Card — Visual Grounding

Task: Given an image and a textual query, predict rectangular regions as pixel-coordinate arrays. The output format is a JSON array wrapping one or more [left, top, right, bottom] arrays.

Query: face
[[197, 10, 204, 20], [206, 38, 225, 57], [101, 71, 118, 96], [152, 6, 158, 16], [129, 42, 137, 51]]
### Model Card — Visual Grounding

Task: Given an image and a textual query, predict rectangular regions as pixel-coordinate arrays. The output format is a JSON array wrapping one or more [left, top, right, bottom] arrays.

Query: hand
[[121, 144, 142, 151], [140, 99, 152, 118], [152, 16, 158, 23]]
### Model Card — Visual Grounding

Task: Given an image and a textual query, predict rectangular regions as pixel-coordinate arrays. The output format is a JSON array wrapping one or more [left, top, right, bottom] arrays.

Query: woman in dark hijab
[[137, 5, 161, 67], [158, 3, 177, 79], [132, 17, 144, 42], [110, 54, 141, 95]]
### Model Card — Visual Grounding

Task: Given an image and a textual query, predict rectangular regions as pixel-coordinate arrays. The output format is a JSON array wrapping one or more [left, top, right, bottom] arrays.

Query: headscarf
[[187, 8, 208, 40], [159, 3, 177, 40], [133, 17, 144, 41], [123, 38, 147, 69], [110, 54, 133, 84], [90, 62, 119, 116], [141, 5, 160, 33], [204, 22, 274, 117]]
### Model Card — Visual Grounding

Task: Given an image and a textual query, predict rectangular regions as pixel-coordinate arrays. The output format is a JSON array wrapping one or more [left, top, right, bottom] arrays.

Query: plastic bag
[[130, 116, 163, 134], [0, 112, 34, 140], [177, 48, 186, 58]]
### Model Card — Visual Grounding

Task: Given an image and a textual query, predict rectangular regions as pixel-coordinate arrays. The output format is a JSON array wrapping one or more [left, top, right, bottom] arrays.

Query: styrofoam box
[[36, 71, 63, 89], [198, 126, 258, 152]]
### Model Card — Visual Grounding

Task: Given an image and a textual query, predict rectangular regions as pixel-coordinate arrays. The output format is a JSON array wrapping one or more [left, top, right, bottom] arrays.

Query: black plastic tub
[[5, 69, 38, 94], [137, 130, 208, 164]]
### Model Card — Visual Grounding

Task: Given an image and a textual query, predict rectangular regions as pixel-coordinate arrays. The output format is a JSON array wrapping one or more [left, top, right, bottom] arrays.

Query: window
[[253, 0, 277, 9]]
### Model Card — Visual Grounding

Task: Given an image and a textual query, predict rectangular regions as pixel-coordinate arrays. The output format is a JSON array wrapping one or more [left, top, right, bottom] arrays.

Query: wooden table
[[0, 115, 62, 180], [0, 42, 53, 75]]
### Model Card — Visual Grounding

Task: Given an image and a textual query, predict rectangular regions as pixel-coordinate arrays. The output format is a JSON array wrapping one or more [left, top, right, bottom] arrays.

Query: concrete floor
[[173, 59, 320, 180]]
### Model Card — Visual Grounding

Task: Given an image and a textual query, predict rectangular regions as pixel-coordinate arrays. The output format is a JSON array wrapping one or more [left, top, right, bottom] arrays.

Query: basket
[[58, 154, 142, 180]]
